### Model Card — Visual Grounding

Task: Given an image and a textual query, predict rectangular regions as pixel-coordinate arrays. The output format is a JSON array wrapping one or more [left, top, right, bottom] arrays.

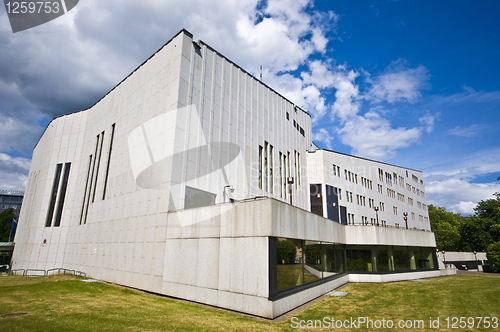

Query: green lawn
[[0, 273, 499, 331]]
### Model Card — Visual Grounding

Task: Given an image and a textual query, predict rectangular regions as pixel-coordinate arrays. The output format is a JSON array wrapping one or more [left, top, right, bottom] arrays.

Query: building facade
[[13, 29, 439, 318], [0, 190, 24, 217]]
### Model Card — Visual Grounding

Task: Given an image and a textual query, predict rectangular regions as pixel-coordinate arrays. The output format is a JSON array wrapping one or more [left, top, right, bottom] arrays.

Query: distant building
[[13, 29, 441, 318], [0, 190, 24, 217]]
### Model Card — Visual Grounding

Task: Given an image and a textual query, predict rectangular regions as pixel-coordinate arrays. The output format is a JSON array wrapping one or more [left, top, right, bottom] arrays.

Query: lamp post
[[374, 206, 379, 226], [332, 202, 337, 223], [473, 250, 478, 269], [403, 212, 408, 229], [442, 250, 446, 267]]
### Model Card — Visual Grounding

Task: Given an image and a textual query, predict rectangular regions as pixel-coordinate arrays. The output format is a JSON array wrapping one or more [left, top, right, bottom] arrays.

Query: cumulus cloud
[[312, 128, 333, 149], [0, 153, 31, 191], [419, 112, 438, 134], [0, 0, 340, 190], [365, 59, 430, 104], [424, 147, 500, 214], [425, 178, 500, 214], [337, 111, 421, 159]]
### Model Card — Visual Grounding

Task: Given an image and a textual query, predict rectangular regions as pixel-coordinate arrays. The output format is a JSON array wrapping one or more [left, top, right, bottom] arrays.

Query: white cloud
[[312, 128, 333, 149], [419, 112, 438, 134], [338, 111, 421, 159], [0, 153, 31, 191], [447, 124, 486, 137], [425, 178, 500, 215], [365, 59, 429, 104], [424, 147, 500, 214]]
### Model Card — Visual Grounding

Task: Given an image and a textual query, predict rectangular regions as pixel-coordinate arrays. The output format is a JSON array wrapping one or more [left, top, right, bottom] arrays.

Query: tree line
[[429, 191, 500, 272]]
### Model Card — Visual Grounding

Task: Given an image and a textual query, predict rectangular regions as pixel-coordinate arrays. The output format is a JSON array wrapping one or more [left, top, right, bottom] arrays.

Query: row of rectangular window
[[261, 144, 302, 198], [378, 167, 424, 188], [271, 237, 437, 296], [80, 124, 115, 225], [1, 205, 18, 209], [360, 177, 373, 190]]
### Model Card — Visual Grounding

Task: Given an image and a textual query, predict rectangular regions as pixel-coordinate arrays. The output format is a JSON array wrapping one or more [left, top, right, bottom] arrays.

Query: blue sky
[[0, 0, 499, 214]]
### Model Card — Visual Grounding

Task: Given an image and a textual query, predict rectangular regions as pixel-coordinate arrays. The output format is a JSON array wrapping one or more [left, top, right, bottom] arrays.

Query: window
[[45, 164, 63, 227], [286, 112, 289, 120], [92, 131, 105, 203], [411, 212, 415, 220], [53, 163, 71, 227], [380, 202, 385, 211], [259, 145, 263, 190], [279, 152, 284, 198], [80, 155, 93, 225], [102, 123, 115, 200], [357, 194, 360, 205], [378, 168, 384, 181], [11, 205, 17, 209], [333, 164, 337, 176], [338, 189, 342, 200], [264, 142, 268, 191], [393, 206, 398, 215], [184, 186, 216, 209]]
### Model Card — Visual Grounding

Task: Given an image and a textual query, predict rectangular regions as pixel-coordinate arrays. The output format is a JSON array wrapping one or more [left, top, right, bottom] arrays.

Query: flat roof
[[35, 28, 311, 149]]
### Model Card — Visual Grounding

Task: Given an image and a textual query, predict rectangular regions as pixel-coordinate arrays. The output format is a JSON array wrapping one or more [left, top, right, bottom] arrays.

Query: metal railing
[[8, 267, 86, 278]]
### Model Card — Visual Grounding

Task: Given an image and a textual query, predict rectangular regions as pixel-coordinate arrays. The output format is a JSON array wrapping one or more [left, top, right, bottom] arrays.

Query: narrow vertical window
[[287, 151, 290, 185], [92, 131, 105, 202], [297, 152, 301, 186], [45, 164, 63, 227], [102, 123, 115, 200], [283, 153, 287, 199], [84, 135, 100, 224], [258, 145, 263, 190], [279, 152, 283, 198], [264, 142, 268, 192], [53, 163, 71, 227], [269, 144, 273, 194], [80, 155, 93, 225], [294, 150, 298, 189]]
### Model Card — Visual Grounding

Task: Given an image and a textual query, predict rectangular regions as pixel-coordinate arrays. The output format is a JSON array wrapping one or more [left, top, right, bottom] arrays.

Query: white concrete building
[[13, 29, 439, 319]]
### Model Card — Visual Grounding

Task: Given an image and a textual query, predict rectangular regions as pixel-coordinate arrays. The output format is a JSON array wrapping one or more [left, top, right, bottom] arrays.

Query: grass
[[0, 273, 499, 331]]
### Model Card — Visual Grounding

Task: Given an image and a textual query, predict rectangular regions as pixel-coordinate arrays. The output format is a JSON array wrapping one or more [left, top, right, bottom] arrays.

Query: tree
[[459, 216, 494, 252], [473, 192, 500, 244], [428, 205, 461, 251], [486, 241, 500, 273], [0, 208, 16, 242]]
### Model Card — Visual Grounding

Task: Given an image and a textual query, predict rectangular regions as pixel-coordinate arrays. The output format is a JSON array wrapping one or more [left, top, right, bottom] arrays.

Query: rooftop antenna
[[260, 65, 262, 81]]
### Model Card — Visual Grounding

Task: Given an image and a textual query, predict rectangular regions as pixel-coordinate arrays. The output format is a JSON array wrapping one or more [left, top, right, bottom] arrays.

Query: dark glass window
[[420, 247, 435, 269], [277, 238, 304, 292], [304, 241, 322, 283], [53, 163, 71, 227], [184, 186, 216, 209], [377, 246, 394, 271], [393, 246, 410, 271], [45, 164, 62, 227], [102, 123, 115, 200], [346, 245, 376, 272]]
